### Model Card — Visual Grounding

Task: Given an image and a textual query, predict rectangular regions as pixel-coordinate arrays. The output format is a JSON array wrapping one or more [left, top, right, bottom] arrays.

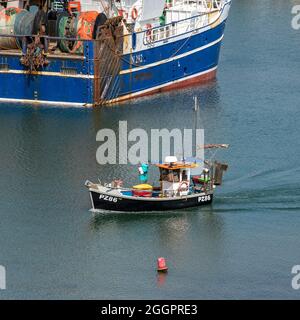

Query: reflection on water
[[90, 207, 225, 261], [156, 272, 168, 287], [87, 79, 221, 143]]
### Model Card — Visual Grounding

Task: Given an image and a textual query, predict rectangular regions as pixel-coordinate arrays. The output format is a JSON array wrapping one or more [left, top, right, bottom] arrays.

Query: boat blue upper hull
[[0, 20, 227, 106]]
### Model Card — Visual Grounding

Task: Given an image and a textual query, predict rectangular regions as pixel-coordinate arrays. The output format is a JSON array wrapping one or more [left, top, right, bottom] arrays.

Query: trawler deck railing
[[148, 13, 212, 44], [171, 0, 222, 10], [0, 0, 230, 58], [141, 0, 229, 45]]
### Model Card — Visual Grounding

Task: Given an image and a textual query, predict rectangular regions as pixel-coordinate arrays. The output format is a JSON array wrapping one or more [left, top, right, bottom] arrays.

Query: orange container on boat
[[70, 11, 99, 53], [68, 1, 81, 13]]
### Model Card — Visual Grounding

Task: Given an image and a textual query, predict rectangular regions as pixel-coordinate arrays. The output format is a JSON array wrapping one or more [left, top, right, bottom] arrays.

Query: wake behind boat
[[85, 145, 229, 212]]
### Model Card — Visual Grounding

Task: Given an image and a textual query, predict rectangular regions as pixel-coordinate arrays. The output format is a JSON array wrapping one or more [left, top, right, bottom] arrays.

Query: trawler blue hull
[[0, 20, 226, 106]]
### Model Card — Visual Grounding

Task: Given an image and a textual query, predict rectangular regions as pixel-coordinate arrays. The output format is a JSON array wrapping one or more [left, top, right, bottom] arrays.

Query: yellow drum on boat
[[132, 184, 153, 190]]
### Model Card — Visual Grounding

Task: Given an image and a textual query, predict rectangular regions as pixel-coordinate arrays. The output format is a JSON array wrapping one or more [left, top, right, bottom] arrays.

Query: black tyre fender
[[92, 13, 107, 39]]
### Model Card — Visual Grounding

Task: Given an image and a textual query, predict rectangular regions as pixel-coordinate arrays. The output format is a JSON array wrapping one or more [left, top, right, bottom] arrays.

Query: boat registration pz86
[[198, 195, 211, 202], [99, 194, 118, 203]]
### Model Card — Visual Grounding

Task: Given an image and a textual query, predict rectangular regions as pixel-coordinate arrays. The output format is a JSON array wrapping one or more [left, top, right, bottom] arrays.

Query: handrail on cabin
[[141, 0, 230, 45]]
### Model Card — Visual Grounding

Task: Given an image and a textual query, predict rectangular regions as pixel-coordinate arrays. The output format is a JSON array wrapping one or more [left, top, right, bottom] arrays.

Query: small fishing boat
[[85, 145, 229, 212]]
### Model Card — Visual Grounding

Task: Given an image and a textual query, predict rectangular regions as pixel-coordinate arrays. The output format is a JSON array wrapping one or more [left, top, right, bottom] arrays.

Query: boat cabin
[[156, 156, 198, 197]]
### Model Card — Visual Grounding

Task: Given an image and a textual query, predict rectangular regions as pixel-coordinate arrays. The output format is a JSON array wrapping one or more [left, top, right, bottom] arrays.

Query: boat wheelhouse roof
[[156, 162, 198, 170]]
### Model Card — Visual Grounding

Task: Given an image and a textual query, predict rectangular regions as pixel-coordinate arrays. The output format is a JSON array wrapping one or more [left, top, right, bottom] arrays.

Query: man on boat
[[138, 163, 149, 183]]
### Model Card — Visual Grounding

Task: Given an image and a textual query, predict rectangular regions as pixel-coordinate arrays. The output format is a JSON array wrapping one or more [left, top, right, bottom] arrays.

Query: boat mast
[[193, 95, 199, 159]]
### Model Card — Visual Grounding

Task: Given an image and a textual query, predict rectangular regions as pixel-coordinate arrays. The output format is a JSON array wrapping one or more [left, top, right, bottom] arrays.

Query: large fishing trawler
[[0, 0, 231, 106]]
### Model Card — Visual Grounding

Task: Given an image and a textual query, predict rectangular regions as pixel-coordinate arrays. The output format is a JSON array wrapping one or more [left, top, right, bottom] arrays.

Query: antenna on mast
[[193, 95, 200, 159]]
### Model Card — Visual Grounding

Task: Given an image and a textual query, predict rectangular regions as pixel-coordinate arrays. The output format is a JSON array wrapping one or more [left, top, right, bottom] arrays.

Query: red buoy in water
[[157, 257, 168, 272]]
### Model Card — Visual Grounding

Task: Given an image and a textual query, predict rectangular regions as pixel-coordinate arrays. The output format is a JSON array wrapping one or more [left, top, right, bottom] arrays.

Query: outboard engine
[[214, 162, 228, 185]]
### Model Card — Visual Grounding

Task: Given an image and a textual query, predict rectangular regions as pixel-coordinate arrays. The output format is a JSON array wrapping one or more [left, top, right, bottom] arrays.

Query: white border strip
[[120, 35, 223, 75], [0, 69, 94, 79], [0, 97, 92, 107], [107, 66, 218, 104]]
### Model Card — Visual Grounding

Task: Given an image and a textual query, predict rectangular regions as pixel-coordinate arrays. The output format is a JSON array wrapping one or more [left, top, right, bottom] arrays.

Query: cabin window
[[160, 169, 180, 182], [167, 173, 173, 182], [173, 170, 180, 182], [182, 170, 188, 181], [160, 169, 169, 181]]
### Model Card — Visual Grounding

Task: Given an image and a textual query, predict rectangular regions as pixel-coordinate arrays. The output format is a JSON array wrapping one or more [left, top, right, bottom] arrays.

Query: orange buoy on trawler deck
[[157, 257, 168, 272]]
